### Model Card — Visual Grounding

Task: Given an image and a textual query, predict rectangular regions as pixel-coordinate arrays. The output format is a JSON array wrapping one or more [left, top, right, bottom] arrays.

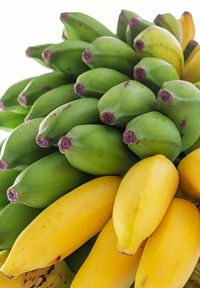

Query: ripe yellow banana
[[113, 154, 179, 255], [179, 11, 195, 50], [182, 47, 200, 83], [133, 26, 184, 76], [177, 148, 200, 199], [135, 198, 200, 288], [0, 176, 120, 279], [70, 218, 145, 288]]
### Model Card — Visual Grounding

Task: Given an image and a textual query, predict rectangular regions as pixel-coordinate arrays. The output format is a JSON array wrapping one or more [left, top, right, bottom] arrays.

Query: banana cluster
[[0, 8, 200, 288]]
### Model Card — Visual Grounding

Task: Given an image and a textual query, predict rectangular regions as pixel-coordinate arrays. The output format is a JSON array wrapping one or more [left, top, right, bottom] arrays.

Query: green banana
[[36, 98, 99, 148], [26, 43, 53, 69], [133, 57, 180, 93], [154, 13, 182, 43], [0, 77, 33, 114], [0, 111, 25, 130], [0, 169, 20, 209], [42, 40, 89, 79], [7, 151, 90, 208], [0, 203, 41, 249], [184, 40, 199, 61], [0, 118, 54, 171], [18, 71, 70, 107], [98, 80, 156, 127], [117, 10, 140, 41], [126, 17, 153, 46], [133, 26, 184, 76], [74, 68, 129, 98], [156, 80, 200, 151], [60, 12, 114, 42], [58, 124, 137, 176], [123, 111, 182, 161], [82, 36, 139, 76], [25, 84, 80, 121]]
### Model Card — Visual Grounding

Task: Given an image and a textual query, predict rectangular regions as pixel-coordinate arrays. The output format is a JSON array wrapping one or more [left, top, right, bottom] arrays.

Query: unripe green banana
[[154, 13, 182, 43], [0, 203, 41, 249], [74, 68, 129, 98], [36, 98, 99, 148], [0, 169, 20, 209], [82, 36, 139, 77], [0, 118, 54, 172], [18, 71, 69, 107], [123, 111, 182, 161], [0, 77, 33, 114], [184, 40, 199, 61], [42, 40, 89, 79], [117, 10, 140, 41], [58, 124, 137, 176], [26, 43, 53, 69], [98, 80, 156, 127], [25, 84, 80, 120], [133, 26, 184, 76], [156, 80, 200, 151], [133, 57, 180, 93], [60, 12, 114, 42], [0, 111, 25, 130], [7, 152, 90, 208], [126, 17, 153, 46]]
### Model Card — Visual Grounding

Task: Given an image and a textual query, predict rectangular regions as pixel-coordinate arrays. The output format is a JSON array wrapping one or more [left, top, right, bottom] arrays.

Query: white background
[[0, 0, 200, 141]]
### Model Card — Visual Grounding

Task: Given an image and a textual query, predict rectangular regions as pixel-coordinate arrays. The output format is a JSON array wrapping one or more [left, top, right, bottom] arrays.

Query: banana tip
[[119, 10, 127, 19], [82, 50, 93, 63], [26, 47, 31, 57], [60, 12, 69, 22], [7, 188, 19, 203], [123, 130, 138, 144], [100, 112, 115, 125], [0, 160, 9, 172], [157, 89, 173, 103], [58, 136, 73, 152], [74, 83, 85, 96], [129, 17, 141, 27], [154, 14, 163, 23], [134, 40, 145, 51], [42, 50, 51, 63], [0, 101, 5, 110], [18, 94, 27, 107], [36, 136, 51, 148], [134, 67, 146, 79]]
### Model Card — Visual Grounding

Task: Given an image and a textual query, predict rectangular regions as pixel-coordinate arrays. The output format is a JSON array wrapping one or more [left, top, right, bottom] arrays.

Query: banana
[[0, 176, 121, 278], [7, 151, 90, 208], [123, 111, 182, 161], [133, 26, 184, 76], [70, 218, 145, 288], [0, 203, 41, 249], [113, 154, 179, 255], [154, 13, 182, 43], [0, 169, 20, 209], [18, 71, 69, 107], [82, 36, 139, 77], [25, 84, 79, 120], [177, 148, 200, 199], [60, 12, 114, 42], [0, 118, 54, 172], [117, 10, 140, 41], [74, 68, 129, 98], [58, 124, 137, 176], [26, 43, 53, 69], [36, 98, 99, 148], [184, 40, 198, 61], [156, 80, 200, 151], [0, 110, 25, 130], [98, 80, 156, 127], [134, 198, 200, 288], [133, 57, 179, 93], [0, 251, 74, 288], [42, 40, 89, 79], [179, 11, 195, 50], [126, 18, 153, 46], [0, 77, 33, 114], [182, 47, 200, 83]]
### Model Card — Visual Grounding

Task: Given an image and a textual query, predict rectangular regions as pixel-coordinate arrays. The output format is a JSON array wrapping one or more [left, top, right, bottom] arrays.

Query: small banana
[[26, 43, 53, 69], [117, 10, 140, 41], [179, 11, 195, 50]]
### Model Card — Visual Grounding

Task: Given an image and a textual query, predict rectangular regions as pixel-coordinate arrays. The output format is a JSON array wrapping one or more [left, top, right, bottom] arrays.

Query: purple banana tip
[[100, 112, 115, 125], [26, 47, 31, 57], [58, 137, 73, 153], [134, 67, 146, 79], [123, 130, 137, 144], [36, 136, 51, 148], [134, 40, 145, 51], [74, 83, 85, 96], [42, 50, 51, 63], [60, 12, 69, 22], [157, 89, 173, 103], [0, 160, 9, 172], [82, 50, 93, 63], [7, 188, 19, 203], [18, 94, 27, 107], [0, 101, 5, 110]]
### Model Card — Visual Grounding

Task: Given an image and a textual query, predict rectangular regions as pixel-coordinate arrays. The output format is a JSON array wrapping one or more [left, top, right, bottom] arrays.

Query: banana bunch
[[0, 8, 200, 288]]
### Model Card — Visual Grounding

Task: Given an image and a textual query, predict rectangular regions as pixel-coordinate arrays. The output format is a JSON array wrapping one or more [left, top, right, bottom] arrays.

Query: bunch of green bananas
[[0, 9, 200, 288]]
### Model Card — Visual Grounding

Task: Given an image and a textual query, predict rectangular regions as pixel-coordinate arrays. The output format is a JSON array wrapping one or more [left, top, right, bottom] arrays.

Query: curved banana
[[26, 43, 53, 69], [179, 11, 195, 50]]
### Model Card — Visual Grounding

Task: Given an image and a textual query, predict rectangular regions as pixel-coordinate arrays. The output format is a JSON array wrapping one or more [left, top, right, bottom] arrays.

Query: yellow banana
[[135, 198, 200, 288], [177, 148, 200, 199], [0, 176, 120, 279], [179, 11, 195, 50], [182, 47, 200, 83], [133, 26, 184, 76], [113, 154, 179, 255], [70, 218, 145, 288], [0, 250, 9, 267], [184, 44, 200, 66]]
